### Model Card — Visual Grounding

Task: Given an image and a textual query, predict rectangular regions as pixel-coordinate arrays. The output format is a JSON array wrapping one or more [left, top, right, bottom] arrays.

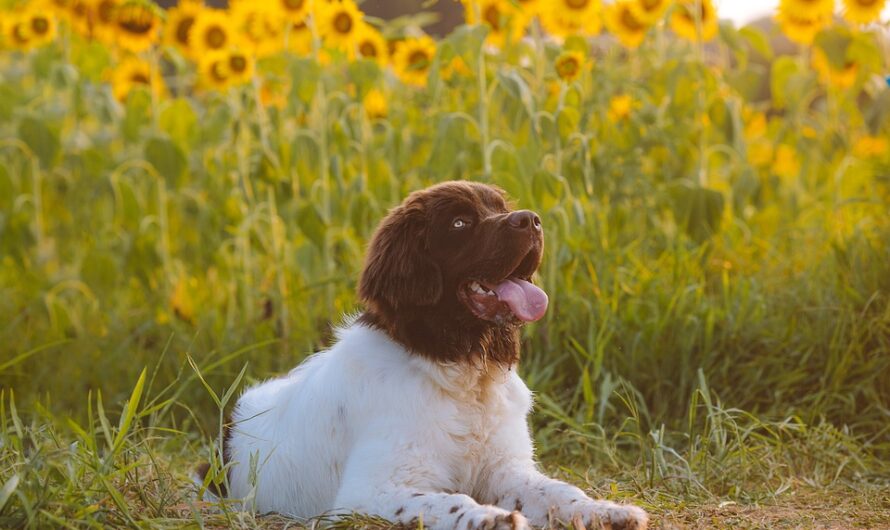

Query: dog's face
[[358, 181, 547, 364]]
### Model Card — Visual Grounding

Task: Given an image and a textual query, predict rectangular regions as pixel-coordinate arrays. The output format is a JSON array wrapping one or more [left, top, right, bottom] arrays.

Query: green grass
[[2, 13, 890, 529]]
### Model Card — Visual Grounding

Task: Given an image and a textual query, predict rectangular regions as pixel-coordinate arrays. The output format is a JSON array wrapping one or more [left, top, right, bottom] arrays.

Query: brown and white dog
[[198, 181, 648, 529]]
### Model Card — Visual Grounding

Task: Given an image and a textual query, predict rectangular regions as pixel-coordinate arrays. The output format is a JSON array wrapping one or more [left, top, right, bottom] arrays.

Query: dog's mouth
[[457, 251, 548, 325]]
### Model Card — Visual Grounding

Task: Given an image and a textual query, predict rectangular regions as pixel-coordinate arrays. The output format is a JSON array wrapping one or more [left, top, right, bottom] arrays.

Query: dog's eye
[[451, 218, 469, 229]]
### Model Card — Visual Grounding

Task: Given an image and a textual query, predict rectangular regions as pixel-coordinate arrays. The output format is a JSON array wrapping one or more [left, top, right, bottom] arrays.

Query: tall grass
[[1, 8, 889, 528]]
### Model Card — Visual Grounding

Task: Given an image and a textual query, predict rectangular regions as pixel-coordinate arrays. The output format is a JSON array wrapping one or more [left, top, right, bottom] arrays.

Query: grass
[[2, 4, 890, 528]]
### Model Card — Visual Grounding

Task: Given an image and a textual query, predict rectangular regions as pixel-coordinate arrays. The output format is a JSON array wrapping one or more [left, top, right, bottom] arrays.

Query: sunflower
[[392, 35, 436, 88], [540, 0, 602, 38], [316, 0, 363, 53], [67, 0, 96, 38], [842, 0, 886, 24], [439, 55, 472, 81], [464, 0, 527, 48], [554, 50, 586, 82], [112, 2, 160, 53], [277, 0, 313, 24], [778, 0, 835, 19], [231, 0, 286, 58], [353, 23, 388, 64], [189, 8, 238, 56], [286, 18, 314, 55], [88, 0, 120, 43], [605, 1, 649, 48], [3, 9, 57, 50], [200, 49, 255, 90], [44, 0, 72, 23], [853, 135, 888, 158], [811, 48, 858, 89], [631, 0, 671, 23], [164, 0, 204, 56], [515, 0, 544, 19], [363, 88, 388, 119], [775, 10, 830, 45], [607, 94, 635, 122], [110, 56, 165, 101], [772, 144, 800, 180], [670, 0, 717, 42]]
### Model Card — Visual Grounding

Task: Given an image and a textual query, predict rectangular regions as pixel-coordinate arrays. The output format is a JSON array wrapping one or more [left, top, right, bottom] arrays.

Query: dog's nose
[[507, 210, 542, 232]]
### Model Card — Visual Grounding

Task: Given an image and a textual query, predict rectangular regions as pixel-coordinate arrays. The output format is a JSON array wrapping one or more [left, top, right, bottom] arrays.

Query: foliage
[[1, 0, 890, 527]]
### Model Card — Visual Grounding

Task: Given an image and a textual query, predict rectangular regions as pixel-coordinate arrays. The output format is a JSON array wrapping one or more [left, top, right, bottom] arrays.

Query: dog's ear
[[359, 204, 442, 311]]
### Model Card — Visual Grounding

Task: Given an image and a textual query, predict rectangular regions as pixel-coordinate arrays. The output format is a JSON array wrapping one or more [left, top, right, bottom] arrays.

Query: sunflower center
[[31, 17, 50, 35], [205, 26, 226, 49], [680, 3, 708, 22], [131, 73, 150, 85], [641, 0, 661, 9], [565, 0, 590, 10], [333, 12, 353, 34], [118, 8, 154, 35], [229, 55, 247, 73], [557, 57, 579, 78], [483, 5, 503, 30], [408, 50, 430, 71], [97, 0, 116, 24], [175, 16, 195, 45], [210, 62, 228, 82], [283, 0, 305, 11], [621, 8, 645, 31], [12, 23, 30, 44], [853, 0, 879, 5], [359, 41, 378, 57]]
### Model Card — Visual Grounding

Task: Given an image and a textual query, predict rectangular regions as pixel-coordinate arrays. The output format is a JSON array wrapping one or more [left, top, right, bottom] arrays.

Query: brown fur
[[357, 181, 544, 367]]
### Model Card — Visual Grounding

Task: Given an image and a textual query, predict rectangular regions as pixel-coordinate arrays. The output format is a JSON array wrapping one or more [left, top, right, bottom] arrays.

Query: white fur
[[221, 322, 648, 529]]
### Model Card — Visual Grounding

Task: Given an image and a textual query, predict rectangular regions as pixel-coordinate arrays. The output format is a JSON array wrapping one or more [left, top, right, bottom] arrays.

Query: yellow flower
[[87, 0, 119, 43], [607, 94, 634, 122], [554, 50, 586, 82], [515, 0, 544, 19], [112, 2, 160, 53], [631, 0, 671, 24], [110, 56, 165, 101], [811, 48, 858, 89], [801, 125, 818, 138], [605, 0, 649, 49], [779, 0, 835, 19], [743, 109, 767, 140], [259, 79, 288, 108], [440, 55, 471, 81], [363, 88, 388, 119], [163, 0, 203, 56], [316, 0, 363, 53], [772, 144, 800, 180], [393, 35, 436, 88], [747, 141, 774, 168], [277, 0, 313, 24], [231, 0, 285, 58], [464, 0, 527, 48], [853, 135, 888, 158], [670, 0, 718, 42], [775, 10, 830, 45], [200, 49, 255, 90], [3, 9, 57, 50], [189, 8, 237, 56], [353, 23, 388, 64], [842, 0, 886, 24], [287, 18, 314, 55], [541, 0, 602, 38]]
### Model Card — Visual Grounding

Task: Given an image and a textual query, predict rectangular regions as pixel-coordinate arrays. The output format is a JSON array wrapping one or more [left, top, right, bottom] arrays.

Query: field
[[1, 0, 890, 527]]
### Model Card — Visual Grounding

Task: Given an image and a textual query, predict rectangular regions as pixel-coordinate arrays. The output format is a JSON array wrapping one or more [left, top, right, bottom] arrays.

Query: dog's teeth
[[470, 282, 488, 294]]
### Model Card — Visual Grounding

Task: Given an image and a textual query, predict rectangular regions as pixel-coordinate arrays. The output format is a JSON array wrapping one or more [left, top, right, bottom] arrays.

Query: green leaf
[[297, 203, 327, 250], [144, 137, 187, 184], [122, 89, 152, 142], [770, 56, 800, 109], [814, 29, 852, 70], [670, 183, 725, 243], [289, 58, 321, 106], [159, 98, 198, 150], [739, 26, 773, 60], [112, 367, 147, 454], [18, 117, 60, 169], [0, 475, 19, 513]]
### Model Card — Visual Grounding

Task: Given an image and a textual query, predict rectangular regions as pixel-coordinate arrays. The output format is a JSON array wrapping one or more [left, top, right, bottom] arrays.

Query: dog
[[197, 181, 648, 529]]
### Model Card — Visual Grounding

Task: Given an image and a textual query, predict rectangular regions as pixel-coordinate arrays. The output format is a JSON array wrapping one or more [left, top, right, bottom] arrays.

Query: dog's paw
[[577, 501, 648, 530], [466, 507, 529, 530]]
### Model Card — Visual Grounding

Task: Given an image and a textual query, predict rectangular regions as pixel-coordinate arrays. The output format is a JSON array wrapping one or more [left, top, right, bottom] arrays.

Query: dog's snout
[[506, 210, 542, 232]]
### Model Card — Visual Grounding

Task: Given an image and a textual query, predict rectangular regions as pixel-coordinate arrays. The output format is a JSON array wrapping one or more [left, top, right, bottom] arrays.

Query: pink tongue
[[492, 278, 549, 322]]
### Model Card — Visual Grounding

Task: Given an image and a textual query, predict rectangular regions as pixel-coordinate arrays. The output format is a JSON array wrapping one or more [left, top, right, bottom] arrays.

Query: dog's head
[[358, 181, 547, 365]]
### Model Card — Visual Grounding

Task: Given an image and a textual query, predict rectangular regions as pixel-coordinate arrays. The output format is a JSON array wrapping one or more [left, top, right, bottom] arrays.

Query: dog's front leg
[[484, 462, 648, 530]]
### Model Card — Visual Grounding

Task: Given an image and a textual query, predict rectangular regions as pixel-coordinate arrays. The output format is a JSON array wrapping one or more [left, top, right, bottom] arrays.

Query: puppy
[[198, 181, 648, 529]]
